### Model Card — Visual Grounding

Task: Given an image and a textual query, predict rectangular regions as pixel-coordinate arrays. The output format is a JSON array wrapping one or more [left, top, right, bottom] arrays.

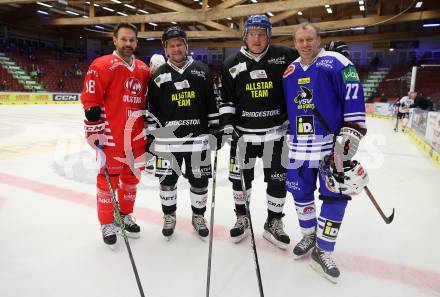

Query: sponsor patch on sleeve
[[341, 66, 360, 83], [283, 64, 295, 77], [154, 72, 172, 87], [283, 64, 295, 78], [229, 62, 247, 79]]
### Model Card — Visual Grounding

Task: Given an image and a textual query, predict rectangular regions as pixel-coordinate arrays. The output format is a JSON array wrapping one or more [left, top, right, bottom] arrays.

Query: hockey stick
[[311, 108, 395, 224], [394, 107, 399, 132], [206, 149, 218, 297], [364, 186, 395, 224], [236, 139, 265, 297], [98, 147, 146, 297]]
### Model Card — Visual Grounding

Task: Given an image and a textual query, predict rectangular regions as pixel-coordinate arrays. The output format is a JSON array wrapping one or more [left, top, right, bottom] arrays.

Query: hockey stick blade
[[364, 186, 395, 224]]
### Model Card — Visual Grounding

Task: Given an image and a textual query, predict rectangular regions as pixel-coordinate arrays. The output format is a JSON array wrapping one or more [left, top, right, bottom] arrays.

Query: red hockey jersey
[[81, 51, 150, 151]]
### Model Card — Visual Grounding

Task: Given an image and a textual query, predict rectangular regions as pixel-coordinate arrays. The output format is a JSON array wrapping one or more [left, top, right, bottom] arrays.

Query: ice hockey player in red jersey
[[81, 23, 150, 247]]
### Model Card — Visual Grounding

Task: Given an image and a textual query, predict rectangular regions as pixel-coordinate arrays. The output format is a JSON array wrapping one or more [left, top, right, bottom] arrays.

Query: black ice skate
[[162, 212, 176, 240], [230, 211, 250, 243], [115, 214, 140, 239], [101, 223, 118, 248], [263, 216, 290, 250], [310, 246, 340, 283], [192, 214, 209, 239], [293, 232, 316, 259]]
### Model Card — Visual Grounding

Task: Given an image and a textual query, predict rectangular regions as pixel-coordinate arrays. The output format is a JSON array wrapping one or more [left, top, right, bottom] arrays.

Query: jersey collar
[[167, 56, 194, 75], [297, 48, 325, 71], [240, 45, 269, 62], [112, 50, 136, 71]]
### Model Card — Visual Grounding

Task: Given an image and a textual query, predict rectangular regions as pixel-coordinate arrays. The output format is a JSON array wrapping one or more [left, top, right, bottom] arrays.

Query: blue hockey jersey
[[282, 49, 366, 161]]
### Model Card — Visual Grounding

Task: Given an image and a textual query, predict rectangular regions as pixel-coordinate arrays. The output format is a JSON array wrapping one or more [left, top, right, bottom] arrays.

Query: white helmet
[[150, 54, 166, 68], [319, 154, 369, 196]]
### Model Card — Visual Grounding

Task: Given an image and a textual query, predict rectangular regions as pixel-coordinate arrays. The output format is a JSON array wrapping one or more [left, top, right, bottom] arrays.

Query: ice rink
[[0, 104, 439, 297]]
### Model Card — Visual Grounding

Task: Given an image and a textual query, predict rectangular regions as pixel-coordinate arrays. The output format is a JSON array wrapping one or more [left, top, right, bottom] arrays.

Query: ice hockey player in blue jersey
[[283, 23, 369, 283]]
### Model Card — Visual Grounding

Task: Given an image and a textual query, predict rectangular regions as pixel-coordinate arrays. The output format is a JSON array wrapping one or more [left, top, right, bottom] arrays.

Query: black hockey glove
[[209, 126, 224, 151], [145, 134, 155, 155], [222, 125, 241, 141]]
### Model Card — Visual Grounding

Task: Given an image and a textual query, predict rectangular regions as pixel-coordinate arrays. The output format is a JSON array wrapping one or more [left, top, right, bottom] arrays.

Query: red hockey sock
[[118, 172, 139, 215], [96, 173, 119, 224]]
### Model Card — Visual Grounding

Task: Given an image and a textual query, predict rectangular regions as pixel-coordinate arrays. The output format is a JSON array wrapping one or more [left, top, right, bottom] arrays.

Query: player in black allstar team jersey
[[146, 26, 219, 240], [219, 15, 298, 249]]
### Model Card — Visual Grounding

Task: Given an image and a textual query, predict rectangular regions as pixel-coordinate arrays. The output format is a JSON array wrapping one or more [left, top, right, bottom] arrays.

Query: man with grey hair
[[283, 22, 368, 282]]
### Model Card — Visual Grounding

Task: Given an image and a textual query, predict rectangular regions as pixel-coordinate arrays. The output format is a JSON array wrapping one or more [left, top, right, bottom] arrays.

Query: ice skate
[[310, 246, 340, 283], [230, 211, 250, 243], [162, 212, 176, 240], [101, 223, 118, 249], [192, 213, 209, 239], [263, 216, 290, 250], [292, 232, 316, 259], [114, 214, 140, 239]]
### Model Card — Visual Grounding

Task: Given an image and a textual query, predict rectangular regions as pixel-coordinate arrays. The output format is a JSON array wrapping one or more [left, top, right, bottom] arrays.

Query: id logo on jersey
[[229, 157, 241, 180], [296, 115, 315, 135], [156, 157, 173, 175], [229, 158, 240, 174], [323, 220, 341, 239]]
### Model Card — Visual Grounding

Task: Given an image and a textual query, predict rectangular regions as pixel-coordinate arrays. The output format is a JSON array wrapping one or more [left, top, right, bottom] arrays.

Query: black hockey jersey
[[219, 44, 299, 142], [147, 57, 219, 152]]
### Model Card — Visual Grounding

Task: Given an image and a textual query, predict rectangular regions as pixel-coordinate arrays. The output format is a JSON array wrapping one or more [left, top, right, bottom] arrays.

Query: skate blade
[[116, 230, 140, 239], [231, 229, 250, 243], [126, 232, 140, 239], [163, 235, 173, 241], [262, 231, 288, 250], [105, 243, 117, 251], [310, 261, 339, 284], [292, 252, 311, 260]]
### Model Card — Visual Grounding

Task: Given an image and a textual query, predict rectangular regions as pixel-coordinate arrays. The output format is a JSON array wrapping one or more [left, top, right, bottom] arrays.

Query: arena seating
[[0, 65, 25, 91], [9, 48, 88, 93]]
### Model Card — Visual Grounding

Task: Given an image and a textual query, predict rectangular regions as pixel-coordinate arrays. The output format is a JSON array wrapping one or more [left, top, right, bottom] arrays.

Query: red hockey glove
[[84, 119, 106, 149]]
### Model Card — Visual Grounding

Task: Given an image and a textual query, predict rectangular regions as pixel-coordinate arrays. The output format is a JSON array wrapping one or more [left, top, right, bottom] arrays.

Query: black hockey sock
[[235, 204, 247, 216], [191, 206, 206, 215], [267, 209, 283, 220], [162, 204, 177, 215]]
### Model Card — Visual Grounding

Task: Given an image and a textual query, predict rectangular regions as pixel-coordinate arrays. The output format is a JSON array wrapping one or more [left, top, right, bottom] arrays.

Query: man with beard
[[146, 26, 219, 240], [81, 23, 150, 247]]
